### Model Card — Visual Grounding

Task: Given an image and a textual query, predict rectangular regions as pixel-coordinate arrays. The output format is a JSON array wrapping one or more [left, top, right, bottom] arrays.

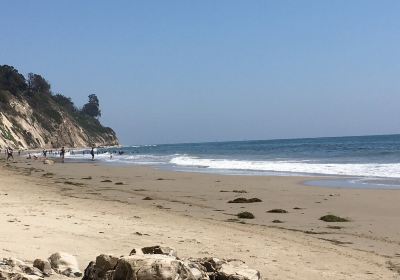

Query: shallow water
[[44, 134, 400, 186]]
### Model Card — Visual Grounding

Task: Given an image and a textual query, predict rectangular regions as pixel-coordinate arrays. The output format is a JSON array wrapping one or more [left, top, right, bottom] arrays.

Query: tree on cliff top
[[27, 73, 51, 95], [81, 94, 101, 118], [0, 65, 27, 94]]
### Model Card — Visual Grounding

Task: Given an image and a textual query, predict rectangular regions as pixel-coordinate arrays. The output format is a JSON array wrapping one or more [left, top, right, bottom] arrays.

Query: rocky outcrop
[[0, 247, 260, 280], [0, 65, 119, 149], [33, 259, 52, 276], [0, 253, 82, 280], [48, 252, 82, 277], [83, 246, 261, 280], [0, 257, 44, 280], [0, 96, 118, 149]]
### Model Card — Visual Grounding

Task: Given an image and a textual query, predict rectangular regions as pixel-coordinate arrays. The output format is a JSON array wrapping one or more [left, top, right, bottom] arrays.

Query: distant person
[[18, 150, 21, 156], [6, 147, 13, 161], [27, 153, 31, 159], [90, 147, 95, 161], [60, 147, 65, 163], [43, 149, 47, 158]]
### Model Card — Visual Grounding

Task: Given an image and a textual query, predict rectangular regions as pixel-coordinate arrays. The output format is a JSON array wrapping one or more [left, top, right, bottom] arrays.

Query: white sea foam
[[41, 150, 400, 178], [169, 155, 400, 178]]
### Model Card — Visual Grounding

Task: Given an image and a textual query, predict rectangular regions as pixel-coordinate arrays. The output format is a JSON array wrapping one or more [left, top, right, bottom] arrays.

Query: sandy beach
[[1, 155, 400, 279]]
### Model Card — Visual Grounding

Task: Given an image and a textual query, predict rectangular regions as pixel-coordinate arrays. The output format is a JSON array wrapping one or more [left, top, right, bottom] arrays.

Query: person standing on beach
[[60, 147, 65, 163], [6, 147, 13, 161], [90, 147, 95, 161]]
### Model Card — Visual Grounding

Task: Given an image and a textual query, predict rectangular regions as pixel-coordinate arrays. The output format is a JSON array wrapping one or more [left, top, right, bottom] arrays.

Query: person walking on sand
[[6, 147, 13, 161], [90, 147, 95, 161], [60, 147, 65, 163]]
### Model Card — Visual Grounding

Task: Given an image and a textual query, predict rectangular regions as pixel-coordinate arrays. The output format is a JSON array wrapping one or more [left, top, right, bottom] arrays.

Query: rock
[[0, 258, 44, 280], [218, 260, 261, 280], [82, 261, 96, 280], [183, 261, 208, 280], [194, 257, 225, 272], [48, 252, 82, 277], [33, 259, 53, 276], [113, 255, 199, 280], [82, 254, 119, 280], [130, 246, 177, 257], [95, 254, 118, 280], [190, 258, 260, 280], [82, 246, 260, 280]]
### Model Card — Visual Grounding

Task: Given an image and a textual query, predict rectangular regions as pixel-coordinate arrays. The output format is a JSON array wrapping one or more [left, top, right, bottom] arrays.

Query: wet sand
[[1, 156, 400, 279]]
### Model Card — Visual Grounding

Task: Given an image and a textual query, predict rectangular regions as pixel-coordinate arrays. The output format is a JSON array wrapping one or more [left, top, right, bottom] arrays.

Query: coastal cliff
[[0, 65, 118, 149]]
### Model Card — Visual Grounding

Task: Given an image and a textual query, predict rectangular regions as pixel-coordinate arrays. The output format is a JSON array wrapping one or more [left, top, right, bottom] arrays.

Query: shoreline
[[24, 150, 400, 190], [1, 155, 400, 279]]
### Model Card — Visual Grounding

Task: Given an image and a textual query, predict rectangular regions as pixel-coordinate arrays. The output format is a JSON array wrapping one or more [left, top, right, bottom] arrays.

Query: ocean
[[64, 134, 400, 182]]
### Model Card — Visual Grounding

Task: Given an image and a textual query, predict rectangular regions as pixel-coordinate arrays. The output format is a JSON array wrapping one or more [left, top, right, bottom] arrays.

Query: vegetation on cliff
[[0, 65, 118, 148]]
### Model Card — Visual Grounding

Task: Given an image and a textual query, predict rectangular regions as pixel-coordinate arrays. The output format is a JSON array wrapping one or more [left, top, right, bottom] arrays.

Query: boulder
[[218, 260, 261, 280], [193, 257, 224, 273], [82, 261, 96, 280], [33, 259, 53, 276], [48, 252, 82, 277], [190, 258, 261, 280], [183, 261, 208, 280], [113, 255, 199, 280], [0, 258, 44, 280], [82, 246, 260, 280]]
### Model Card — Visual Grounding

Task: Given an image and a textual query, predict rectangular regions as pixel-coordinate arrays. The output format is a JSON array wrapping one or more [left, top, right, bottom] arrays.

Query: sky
[[0, 1, 399, 145]]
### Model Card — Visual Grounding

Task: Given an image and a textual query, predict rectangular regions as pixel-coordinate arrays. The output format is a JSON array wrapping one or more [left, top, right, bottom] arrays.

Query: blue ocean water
[[66, 134, 400, 179]]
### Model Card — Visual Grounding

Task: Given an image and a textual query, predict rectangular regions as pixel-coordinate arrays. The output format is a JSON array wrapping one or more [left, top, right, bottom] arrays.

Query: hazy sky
[[0, 1, 399, 145]]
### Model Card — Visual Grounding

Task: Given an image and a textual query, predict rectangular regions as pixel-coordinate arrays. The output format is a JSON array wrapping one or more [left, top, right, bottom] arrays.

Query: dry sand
[[1, 156, 400, 279]]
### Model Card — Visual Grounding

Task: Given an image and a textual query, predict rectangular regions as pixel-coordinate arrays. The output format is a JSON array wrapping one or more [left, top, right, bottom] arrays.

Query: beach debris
[[320, 215, 349, 222], [272, 219, 284, 223], [142, 197, 153, 200], [232, 190, 248, 193], [228, 198, 262, 203], [64, 181, 85, 187], [48, 252, 82, 277], [43, 159, 54, 165], [327, 225, 343, 229], [267, 209, 288, 214], [82, 247, 261, 280], [237, 211, 255, 219], [42, 172, 54, 178], [100, 179, 112, 183]]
